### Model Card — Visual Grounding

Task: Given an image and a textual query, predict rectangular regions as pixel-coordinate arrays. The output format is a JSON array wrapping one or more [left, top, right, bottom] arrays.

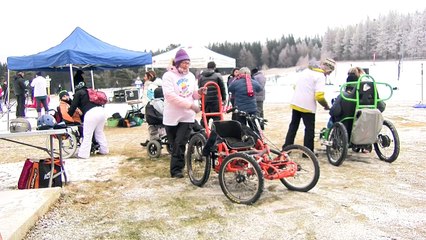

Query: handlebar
[[226, 107, 268, 123]]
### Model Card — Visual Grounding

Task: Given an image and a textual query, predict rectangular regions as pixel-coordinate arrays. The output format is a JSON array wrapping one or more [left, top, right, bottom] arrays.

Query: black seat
[[212, 120, 255, 149]]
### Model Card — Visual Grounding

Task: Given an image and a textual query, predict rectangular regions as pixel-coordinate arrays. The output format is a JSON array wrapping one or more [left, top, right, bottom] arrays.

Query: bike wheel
[[374, 120, 400, 163], [326, 122, 348, 166], [218, 152, 264, 205], [186, 133, 210, 187], [280, 145, 320, 192], [46, 131, 77, 159], [147, 140, 162, 158]]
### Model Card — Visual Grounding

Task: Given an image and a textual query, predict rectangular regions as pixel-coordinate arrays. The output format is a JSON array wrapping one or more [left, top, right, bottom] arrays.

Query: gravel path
[[1, 103, 425, 240]]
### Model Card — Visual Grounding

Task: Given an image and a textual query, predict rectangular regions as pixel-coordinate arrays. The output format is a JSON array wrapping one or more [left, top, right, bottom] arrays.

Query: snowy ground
[[1, 61, 426, 239]]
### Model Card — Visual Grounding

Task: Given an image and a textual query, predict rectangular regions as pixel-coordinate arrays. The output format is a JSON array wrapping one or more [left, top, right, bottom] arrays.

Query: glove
[[190, 103, 201, 113]]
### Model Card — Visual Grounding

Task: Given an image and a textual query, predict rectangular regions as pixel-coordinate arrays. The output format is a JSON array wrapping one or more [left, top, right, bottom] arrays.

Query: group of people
[[8, 50, 376, 177], [10, 69, 109, 159], [12, 71, 50, 118], [163, 53, 381, 178]]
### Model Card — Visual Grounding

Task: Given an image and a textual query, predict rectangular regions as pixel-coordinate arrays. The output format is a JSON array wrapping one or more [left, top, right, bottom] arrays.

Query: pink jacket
[[162, 67, 200, 126]]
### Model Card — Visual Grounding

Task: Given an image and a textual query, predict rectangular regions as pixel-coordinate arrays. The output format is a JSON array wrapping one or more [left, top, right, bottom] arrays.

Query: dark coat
[[198, 69, 226, 103], [13, 75, 27, 96], [68, 86, 98, 120]]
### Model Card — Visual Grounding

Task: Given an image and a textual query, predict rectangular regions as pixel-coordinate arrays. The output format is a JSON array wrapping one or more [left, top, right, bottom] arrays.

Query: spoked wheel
[[326, 122, 348, 166], [147, 140, 162, 158], [374, 120, 400, 162], [280, 145, 320, 192], [46, 131, 78, 159], [186, 133, 210, 187], [218, 152, 264, 205]]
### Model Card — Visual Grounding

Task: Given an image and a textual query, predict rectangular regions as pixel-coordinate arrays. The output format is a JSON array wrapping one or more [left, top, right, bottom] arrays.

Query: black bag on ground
[[38, 158, 63, 188], [23, 158, 63, 189]]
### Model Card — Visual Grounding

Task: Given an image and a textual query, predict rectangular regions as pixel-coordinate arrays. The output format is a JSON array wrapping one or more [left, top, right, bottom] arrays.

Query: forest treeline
[[1, 8, 425, 90]]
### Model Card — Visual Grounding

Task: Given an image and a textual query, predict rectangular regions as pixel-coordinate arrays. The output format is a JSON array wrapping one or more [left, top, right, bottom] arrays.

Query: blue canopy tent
[[5, 27, 152, 130], [7, 26, 152, 89], [7, 26, 152, 71]]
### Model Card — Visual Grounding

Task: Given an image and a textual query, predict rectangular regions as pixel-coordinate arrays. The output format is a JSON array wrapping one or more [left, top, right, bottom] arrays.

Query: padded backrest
[[358, 81, 376, 106], [351, 109, 383, 144], [212, 120, 243, 140]]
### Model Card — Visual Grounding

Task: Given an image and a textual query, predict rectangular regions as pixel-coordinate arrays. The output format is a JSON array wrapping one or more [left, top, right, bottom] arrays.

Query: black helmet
[[37, 115, 56, 130]]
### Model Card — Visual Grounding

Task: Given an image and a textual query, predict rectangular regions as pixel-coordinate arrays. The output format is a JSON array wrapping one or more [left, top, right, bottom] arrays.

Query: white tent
[[150, 46, 236, 69]]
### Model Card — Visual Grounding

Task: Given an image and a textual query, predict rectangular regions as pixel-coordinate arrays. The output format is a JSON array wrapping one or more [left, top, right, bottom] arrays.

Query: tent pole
[[6, 69, 10, 131], [69, 64, 75, 93], [421, 63, 424, 104], [91, 70, 94, 89]]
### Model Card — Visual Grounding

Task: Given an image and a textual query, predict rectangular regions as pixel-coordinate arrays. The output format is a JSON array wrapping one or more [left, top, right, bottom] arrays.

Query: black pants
[[200, 102, 220, 128], [165, 122, 193, 176], [256, 100, 264, 118], [283, 109, 316, 152], [16, 94, 26, 117]]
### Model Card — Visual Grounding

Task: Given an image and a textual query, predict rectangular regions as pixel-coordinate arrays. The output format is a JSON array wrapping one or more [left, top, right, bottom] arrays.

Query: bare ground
[[1, 102, 426, 240]]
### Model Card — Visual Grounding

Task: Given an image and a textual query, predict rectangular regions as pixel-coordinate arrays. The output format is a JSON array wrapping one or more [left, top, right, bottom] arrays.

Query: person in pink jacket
[[162, 49, 206, 178]]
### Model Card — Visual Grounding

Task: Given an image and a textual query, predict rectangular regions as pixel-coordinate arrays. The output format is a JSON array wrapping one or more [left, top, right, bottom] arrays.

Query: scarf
[[238, 74, 254, 97], [246, 74, 254, 97]]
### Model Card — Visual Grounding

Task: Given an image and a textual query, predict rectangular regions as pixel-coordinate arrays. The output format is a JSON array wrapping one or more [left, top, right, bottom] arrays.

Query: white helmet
[[10, 118, 32, 133]]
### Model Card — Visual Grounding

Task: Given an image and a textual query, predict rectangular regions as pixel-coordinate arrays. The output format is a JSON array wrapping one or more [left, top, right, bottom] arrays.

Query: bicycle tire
[[186, 133, 210, 187], [374, 120, 400, 163], [326, 122, 348, 166], [218, 152, 264, 205], [280, 145, 320, 192]]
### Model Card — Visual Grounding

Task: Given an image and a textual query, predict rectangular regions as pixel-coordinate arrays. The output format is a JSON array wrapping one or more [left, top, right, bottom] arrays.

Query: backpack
[[53, 106, 63, 123], [118, 118, 131, 128], [145, 101, 163, 125], [87, 88, 108, 105], [18, 158, 63, 189]]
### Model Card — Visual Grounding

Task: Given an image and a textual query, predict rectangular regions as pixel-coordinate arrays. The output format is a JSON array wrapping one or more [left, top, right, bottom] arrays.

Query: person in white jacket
[[31, 72, 49, 117], [282, 58, 335, 154]]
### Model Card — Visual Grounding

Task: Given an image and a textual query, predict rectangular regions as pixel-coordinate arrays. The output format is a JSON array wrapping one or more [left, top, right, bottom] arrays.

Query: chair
[[212, 120, 255, 150]]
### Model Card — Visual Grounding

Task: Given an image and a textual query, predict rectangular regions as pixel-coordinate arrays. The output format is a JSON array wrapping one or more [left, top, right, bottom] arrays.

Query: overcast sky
[[1, 0, 425, 63]]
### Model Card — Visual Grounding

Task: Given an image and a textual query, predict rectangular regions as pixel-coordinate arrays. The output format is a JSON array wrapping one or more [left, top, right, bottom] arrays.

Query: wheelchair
[[185, 82, 320, 205], [46, 109, 99, 158], [320, 74, 400, 166], [141, 133, 171, 158]]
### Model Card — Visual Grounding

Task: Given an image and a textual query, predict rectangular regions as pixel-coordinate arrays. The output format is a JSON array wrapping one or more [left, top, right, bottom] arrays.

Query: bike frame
[[230, 110, 298, 180], [201, 81, 224, 138], [200, 82, 298, 181]]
